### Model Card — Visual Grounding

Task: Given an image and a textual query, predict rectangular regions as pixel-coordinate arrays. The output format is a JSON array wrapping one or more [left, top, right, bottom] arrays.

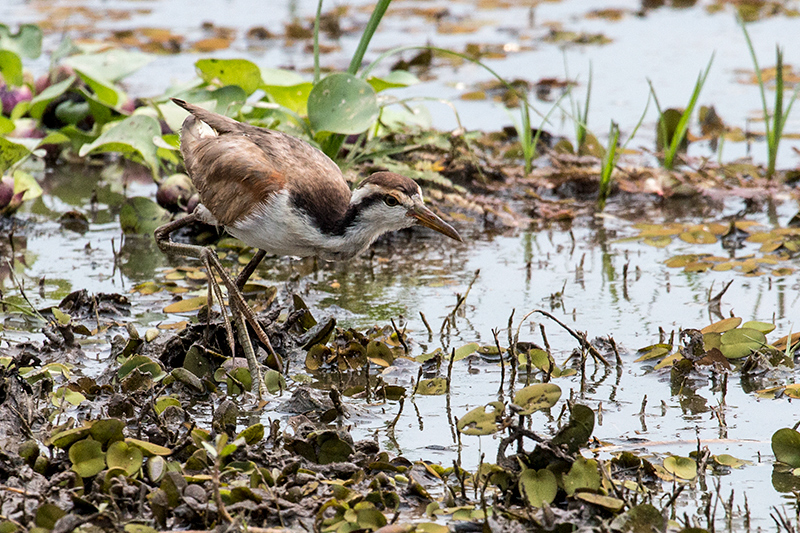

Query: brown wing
[[175, 99, 351, 231]]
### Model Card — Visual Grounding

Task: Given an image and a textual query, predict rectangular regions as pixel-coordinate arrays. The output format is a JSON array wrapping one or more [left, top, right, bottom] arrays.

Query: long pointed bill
[[408, 203, 463, 242]]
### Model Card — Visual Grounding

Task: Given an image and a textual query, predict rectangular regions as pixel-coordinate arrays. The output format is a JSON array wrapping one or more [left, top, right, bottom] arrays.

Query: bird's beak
[[408, 202, 463, 242]]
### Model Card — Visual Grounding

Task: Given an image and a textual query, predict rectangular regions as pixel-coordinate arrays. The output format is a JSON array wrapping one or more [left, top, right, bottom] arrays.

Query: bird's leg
[[236, 249, 267, 291], [155, 213, 235, 355], [155, 216, 276, 398]]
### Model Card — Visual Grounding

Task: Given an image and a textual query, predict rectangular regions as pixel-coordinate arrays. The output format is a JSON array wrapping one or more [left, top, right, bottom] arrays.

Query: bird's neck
[[322, 199, 389, 259]]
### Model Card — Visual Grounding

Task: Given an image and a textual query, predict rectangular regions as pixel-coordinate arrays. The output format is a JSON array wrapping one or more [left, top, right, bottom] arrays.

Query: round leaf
[[195, 58, 262, 95], [79, 115, 162, 176], [107, 440, 143, 476], [456, 401, 504, 436], [773, 428, 800, 468], [308, 73, 379, 134], [69, 438, 106, 478], [518, 468, 557, 508], [663, 455, 697, 480], [512, 383, 561, 415], [719, 328, 766, 359]]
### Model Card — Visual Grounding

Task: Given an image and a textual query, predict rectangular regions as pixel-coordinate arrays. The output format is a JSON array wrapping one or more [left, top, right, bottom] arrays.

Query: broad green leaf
[[52, 386, 86, 407], [700, 317, 742, 334], [575, 492, 624, 511], [69, 438, 106, 478], [719, 327, 766, 359], [453, 342, 479, 361], [264, 369, 284, 394], [119, 196, 171, 236], [196, 58, 262, 95], [65, 49, 153, 82], [261, 67, 307, 86], [316, 432, 355, 464], [741, 320, 776, 334], [236, 423, 264, 445], [28, 75, 77, 119], [163, 295, 208, 314], [126, 437, 171, 457], [0, 137, 30, 173], [551, 404, 595, 453], [416, 377, 447, 395], [562, 457, 601, 496], [308, 73, 379, 134], [34, 504, 66, 530], [89, 418, 125, 446], [263, 82, 313, 115], [772, 428, 800, 468], [0, 50, 23, 86], [0, 24, 42, 58], [456, 401, 504, 436], [107, 440, 143, 476], [518, 468, 557, 508], [79, 115, 161, 175], [512, 383, 561, 415], [663, 455, 697, 480]]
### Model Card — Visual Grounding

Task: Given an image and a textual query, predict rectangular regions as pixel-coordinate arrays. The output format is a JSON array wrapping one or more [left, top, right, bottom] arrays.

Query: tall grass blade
[[739, 18, 800, 179]]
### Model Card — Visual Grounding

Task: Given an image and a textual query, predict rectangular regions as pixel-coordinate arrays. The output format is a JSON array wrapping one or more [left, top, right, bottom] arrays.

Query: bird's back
[[173, 99, 351, 234]]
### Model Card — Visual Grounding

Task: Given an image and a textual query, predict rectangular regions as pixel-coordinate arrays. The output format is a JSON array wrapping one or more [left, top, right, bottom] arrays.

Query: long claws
[[155, 215, 274, 400]]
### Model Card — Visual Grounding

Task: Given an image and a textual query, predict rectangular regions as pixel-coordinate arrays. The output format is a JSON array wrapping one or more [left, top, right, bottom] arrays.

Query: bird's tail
[[171, 98, 243, 135]]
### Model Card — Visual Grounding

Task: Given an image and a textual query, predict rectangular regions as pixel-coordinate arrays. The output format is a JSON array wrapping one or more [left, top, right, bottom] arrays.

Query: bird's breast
[[226, 191, 351, 259]]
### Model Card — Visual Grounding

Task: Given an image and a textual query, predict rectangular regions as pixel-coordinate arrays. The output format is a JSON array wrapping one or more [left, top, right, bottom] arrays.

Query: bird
[[156, 98, 463, 398]]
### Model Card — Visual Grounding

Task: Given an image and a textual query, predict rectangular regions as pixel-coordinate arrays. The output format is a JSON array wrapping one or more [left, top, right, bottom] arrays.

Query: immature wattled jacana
[[156, 98, 462, 398]]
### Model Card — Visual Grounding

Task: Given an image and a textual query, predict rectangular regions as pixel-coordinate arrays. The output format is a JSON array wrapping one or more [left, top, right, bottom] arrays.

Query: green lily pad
[[89, 418, 124, 447], [700, 317, 742, 334], [79, 115, 161, 176], [663, 455, 697, 480], [453, 342, 480, 362], [562, 456, 601, 496], [196, 58, 262, 95], [416, 377, 448, 395], [126, 437, 171, 457], [456, 401, 504, 436], [69, 438, 106, 478], [518, 468, 557, 508], [512, 383, 561, 415], [741, 320, 776, 334], [107, 440, 143, 476], [308, 73, 379, 134], [719, 327, 766, 359], [772, 428, 800, 468], [65, 48, 152, 82]]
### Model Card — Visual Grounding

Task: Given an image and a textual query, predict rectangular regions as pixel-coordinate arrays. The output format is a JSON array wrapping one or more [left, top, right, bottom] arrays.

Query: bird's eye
[[384, 195, 399, 207]]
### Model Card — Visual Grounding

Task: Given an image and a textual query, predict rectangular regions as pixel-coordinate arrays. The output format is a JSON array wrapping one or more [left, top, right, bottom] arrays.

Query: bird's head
[[350, 172, 462, 242]]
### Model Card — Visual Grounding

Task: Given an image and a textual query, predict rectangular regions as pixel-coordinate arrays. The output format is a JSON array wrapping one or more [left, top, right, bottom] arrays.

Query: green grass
[[740, 18, 800, 179], [649, 55, 714, 170]]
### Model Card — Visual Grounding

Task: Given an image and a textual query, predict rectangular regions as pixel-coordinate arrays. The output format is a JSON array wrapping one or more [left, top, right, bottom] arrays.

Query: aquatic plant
[[740, 18, 799, 180], [649, 55, 714, 170]]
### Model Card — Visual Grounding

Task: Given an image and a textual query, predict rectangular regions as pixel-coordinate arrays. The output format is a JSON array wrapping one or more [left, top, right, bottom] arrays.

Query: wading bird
[[156, 98, 462, 398]]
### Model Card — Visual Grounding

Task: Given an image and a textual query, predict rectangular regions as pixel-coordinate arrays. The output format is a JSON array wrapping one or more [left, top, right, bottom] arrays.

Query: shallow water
[[3, 0, 800, 525], [3, 162, 800, 524]]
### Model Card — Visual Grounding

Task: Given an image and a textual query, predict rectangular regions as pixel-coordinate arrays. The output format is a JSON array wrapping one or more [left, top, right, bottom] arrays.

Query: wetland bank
[[2, 0, 800, 531]]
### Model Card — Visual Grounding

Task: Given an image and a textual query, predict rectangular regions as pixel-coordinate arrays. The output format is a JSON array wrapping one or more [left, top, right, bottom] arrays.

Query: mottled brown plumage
[[175, 99, 350, 231]]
